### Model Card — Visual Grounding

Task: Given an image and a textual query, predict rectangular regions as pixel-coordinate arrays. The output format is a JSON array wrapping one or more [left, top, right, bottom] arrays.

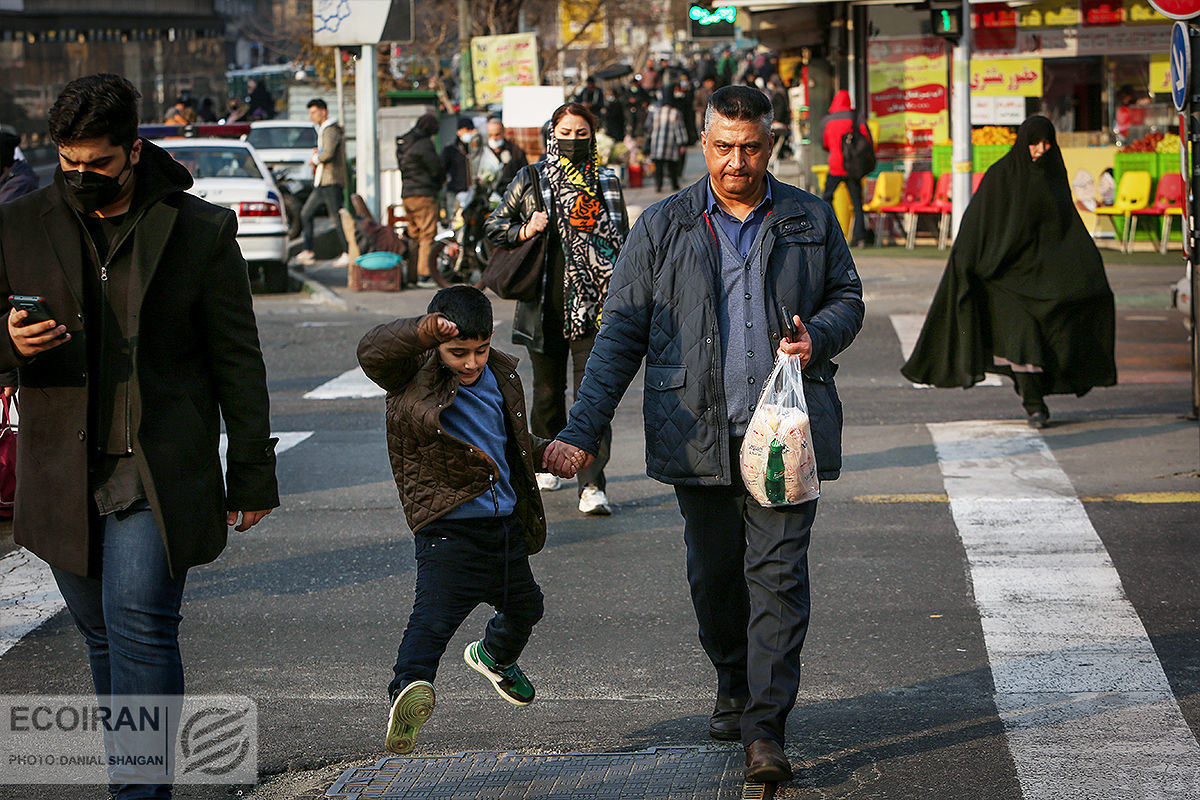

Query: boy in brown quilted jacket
[[358, 285, 556, 756]]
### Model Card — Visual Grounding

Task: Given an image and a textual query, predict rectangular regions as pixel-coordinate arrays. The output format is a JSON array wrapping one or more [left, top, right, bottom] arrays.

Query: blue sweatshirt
[[439, 364, 518, 519]]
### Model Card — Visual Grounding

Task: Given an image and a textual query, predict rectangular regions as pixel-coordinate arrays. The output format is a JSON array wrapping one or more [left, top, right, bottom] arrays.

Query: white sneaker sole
[[385, 681, 435, 754]]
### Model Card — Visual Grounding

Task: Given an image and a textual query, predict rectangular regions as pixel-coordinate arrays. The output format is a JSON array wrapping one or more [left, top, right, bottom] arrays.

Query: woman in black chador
[[901, 115, 1116, 427]]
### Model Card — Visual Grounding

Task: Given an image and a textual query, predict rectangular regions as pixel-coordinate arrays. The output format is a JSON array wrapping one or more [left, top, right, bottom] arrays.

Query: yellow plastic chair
[[1093, 170, 1152, 252], [862, 171, 903, 243]]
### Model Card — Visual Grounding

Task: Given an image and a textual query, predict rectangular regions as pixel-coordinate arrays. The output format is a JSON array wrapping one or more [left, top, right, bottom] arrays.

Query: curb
[[290, 268, 350, 311]]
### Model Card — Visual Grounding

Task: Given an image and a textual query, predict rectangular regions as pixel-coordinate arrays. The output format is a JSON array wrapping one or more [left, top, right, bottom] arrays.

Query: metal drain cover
[[325, 746, 756, 799]]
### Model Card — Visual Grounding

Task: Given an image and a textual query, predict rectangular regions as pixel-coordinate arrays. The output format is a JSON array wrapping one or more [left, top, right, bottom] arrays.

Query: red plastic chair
[[907, 173, 953, 249], [876, 171, 934, 247], [1127, 173, 1184, 254]]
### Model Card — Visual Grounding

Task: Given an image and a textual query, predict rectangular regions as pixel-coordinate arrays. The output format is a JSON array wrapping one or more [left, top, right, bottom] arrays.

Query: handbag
[[0, 394, 16, 519], [482, 167, 546, 302]]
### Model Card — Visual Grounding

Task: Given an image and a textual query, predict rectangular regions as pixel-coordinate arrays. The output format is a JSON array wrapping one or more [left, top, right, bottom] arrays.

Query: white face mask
[[459, 132, 474, 144], [488, 137, 503, 149]]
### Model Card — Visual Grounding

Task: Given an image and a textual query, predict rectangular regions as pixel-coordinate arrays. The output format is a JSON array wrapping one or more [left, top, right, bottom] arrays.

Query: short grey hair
[[702, 85, 774, 137]]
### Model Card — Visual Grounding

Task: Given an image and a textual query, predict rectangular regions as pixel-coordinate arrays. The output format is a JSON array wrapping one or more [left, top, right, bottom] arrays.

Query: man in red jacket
[[820, 90, 869, 246]]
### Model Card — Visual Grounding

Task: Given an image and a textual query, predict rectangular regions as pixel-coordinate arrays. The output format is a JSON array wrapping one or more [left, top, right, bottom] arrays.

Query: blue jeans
[[52, 502, 187, 800], [388, 515, 544, 698]]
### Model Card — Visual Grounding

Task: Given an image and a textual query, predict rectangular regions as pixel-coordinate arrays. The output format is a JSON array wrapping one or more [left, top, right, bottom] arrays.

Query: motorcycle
[[431, 144, 506, 289]]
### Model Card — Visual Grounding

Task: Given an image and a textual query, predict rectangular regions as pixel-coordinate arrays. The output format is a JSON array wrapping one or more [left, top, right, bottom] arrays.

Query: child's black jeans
[[388, 513, 544, 698]]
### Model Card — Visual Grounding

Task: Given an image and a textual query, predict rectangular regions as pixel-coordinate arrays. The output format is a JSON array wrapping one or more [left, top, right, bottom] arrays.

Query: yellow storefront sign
[[1016, 0, 1080, 28], [970, 58, 1043, 97], [560, 0, 607, 49], [470, 32, 540, 107]]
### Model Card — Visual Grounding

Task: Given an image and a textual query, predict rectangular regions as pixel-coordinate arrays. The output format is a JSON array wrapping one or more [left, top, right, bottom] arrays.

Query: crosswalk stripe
[[304, 367, 385, 400], [0, 432, 313, 661], [890, 314, 1003, 387], [928, 420, 1200, 797]]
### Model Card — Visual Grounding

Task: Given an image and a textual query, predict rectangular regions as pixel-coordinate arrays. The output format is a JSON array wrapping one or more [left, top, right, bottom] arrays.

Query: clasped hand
[[543, 440, 593, 479]]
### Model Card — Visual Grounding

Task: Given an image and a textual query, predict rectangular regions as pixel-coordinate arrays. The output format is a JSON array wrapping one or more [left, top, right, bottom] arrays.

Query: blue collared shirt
[[705, 180, 773, 259]]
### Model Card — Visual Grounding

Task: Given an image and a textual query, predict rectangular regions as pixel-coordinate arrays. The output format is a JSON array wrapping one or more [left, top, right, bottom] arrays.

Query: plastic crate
[[972, 144, 1009, 174], [1113, 151, 1159, 181], [931, 144, 952, 177]]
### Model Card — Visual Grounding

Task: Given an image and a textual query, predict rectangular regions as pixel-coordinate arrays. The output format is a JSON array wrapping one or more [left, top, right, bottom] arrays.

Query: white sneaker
[[536, 472, 563, 492], [578, 486, 611, 516], [293, 250, 315, 265], [332, 252, 351, 267]]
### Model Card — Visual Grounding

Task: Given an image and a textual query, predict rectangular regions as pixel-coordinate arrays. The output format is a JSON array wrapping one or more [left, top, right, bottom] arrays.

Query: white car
[[245, 120, 318, 185], [157, 138, 291, 292]]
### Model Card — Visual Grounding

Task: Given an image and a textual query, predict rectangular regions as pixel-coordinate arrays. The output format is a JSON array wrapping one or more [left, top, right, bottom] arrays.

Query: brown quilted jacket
[[357, 316, 549, 553]]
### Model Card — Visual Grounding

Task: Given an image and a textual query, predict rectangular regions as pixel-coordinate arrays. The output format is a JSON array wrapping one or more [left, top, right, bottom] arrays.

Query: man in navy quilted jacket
[[545, 85, 863, 785]]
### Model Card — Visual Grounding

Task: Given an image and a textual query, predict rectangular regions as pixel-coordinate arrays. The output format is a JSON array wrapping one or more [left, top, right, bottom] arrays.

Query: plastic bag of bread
[[740, 353, 819, 507]]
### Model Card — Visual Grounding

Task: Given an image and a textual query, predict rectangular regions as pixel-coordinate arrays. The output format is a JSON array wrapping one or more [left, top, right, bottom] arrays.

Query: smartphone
[[780, 304, 798, 340], [9, 295, 54, 325]]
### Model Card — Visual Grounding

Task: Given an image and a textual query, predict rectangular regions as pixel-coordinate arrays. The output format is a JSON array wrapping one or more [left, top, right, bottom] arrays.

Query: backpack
[[841, 114, 876, 182]]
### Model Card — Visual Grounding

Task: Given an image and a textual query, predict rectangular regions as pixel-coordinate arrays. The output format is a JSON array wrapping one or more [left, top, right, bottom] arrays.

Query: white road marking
[[304, 367, 385, 400], [928, 421, 1200, 797], [0, 432, 313, 659], [890, 313, 1003, 387]]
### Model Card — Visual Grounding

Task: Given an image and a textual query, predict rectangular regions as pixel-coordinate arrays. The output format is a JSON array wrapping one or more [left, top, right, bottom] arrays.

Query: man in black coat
[[484, 116, 528, 196], [397, 113, 444, 286], [0, 74, 278, 798], [545, 86, 863, 785]]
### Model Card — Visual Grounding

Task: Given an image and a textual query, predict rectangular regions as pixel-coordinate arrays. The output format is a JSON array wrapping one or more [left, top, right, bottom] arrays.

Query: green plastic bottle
[[765, 439, 785, 503]]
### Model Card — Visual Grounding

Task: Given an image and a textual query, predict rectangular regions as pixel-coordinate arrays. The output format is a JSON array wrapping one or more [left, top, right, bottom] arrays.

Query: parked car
[[245, 120, 318, 236], [155, 137, 291, 292]]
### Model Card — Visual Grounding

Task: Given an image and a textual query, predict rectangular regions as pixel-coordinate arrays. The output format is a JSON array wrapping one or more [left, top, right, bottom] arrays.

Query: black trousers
[[388, 515, 544, 698], [300, 183, 348, 253], [653, 158, 682, 191], [527, 332, 610, 492], [674, 440, 817, 747], [821, 174, 866, 244]]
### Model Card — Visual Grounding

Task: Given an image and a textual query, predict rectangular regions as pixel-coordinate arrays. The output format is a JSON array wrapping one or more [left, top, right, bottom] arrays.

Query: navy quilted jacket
[[557, 174, 864, 484]]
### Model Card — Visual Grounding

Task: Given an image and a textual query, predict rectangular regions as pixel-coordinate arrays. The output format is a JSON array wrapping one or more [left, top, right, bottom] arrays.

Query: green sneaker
[[463, 640, 535, 706], [385, 680, 435, 754]]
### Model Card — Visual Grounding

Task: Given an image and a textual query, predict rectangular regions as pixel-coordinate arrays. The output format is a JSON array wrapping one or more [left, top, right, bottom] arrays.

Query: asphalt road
[[0, 201, 1197, 799]]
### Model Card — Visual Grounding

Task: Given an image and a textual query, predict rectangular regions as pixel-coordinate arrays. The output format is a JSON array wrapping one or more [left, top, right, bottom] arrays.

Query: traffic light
[[930, 5, 962, 42]]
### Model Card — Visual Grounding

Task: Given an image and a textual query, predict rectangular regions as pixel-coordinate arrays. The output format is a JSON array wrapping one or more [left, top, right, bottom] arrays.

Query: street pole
[[335, 47, 345, 130], [356, 44, 380, 220], [950, 0, 972, 238], [459, 0, 475, 110]]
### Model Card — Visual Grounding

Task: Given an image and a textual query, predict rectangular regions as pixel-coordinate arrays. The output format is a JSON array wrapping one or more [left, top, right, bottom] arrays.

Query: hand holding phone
[[780, 304, 799, 340], [8, 295, 69, 357]]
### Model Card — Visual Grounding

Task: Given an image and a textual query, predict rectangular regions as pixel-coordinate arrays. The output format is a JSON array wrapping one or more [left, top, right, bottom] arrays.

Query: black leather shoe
[[744, 737, 793, 783], [708, 695, 747, 741]]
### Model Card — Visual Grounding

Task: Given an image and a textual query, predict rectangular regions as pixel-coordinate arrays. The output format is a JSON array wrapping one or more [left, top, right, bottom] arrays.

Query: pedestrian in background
[[575, 76, 605, 117], [396, 113, 445, 287], [694, 76, 715, 144], [544, 85, 863, 785], [295, 98, 349, 268], [485, 103, 629, 516], [246, 77, 274, 120], [901, 115, 1116, 427], [357, 285, 548, 756], [819, 90, 869, 247], [0, 130, 38, 203], [647, 94, 687, 193], [163, 95, 196, 126], [485, 115, 529, 196], [442, 117, 477, 219], [0, 73, 278, 799]]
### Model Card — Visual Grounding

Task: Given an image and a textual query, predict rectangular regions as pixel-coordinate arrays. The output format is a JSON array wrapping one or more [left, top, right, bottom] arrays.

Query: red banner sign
[[1148, 0, 1200, 19]]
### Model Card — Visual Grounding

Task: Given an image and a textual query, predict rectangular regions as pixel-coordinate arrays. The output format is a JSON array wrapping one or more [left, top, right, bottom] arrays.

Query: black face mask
[[59, 152, 133, 214], [556, 137, 592, 165]]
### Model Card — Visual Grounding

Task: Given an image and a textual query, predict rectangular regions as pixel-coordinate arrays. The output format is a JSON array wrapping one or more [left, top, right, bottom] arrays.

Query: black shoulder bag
[[482, 166, 546, 302]]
